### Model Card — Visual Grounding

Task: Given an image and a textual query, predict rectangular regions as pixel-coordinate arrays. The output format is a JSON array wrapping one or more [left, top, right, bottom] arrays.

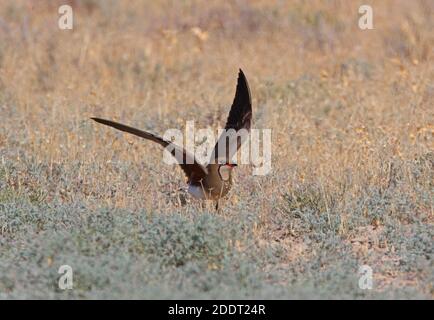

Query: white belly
[[188, 184, 206, 199]]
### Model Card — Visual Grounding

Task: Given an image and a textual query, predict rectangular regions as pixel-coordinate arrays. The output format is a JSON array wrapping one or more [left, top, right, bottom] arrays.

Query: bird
[[91, 69, 252, 210]]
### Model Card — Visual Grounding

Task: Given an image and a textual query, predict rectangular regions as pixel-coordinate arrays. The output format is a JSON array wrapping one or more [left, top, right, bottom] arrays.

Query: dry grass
[[0, 0, 433, 299]]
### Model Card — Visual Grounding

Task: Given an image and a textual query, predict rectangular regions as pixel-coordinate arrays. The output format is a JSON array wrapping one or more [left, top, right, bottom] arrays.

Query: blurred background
[[0, 0, 432, 299]]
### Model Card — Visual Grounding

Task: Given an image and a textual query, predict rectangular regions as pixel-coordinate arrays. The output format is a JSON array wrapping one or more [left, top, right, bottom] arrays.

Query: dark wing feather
[[224, 69, 252, 131], [211, 69, 252, 163], [91, 117, 207, 183]]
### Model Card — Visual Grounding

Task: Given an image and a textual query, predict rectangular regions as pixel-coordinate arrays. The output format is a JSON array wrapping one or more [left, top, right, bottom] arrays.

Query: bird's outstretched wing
[[224, 69, 252, 132], [211, 69, 252, 163], [91, 118, 208, 183]]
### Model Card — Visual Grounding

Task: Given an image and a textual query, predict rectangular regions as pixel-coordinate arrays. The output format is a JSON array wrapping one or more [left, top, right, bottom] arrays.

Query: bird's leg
[[215, 200, 220, 212]]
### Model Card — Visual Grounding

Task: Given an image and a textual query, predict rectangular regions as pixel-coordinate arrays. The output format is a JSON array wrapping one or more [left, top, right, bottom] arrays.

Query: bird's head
[[218, 163, 237, 181]]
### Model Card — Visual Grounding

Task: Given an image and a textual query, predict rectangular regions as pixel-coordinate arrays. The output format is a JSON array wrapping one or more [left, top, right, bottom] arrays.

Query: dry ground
[[0, 0, 433, 299]]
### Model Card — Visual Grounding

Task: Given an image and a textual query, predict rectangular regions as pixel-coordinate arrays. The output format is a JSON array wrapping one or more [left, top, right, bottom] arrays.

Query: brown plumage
[[91, 117, 208, 184], [91, 69, 252, 208]]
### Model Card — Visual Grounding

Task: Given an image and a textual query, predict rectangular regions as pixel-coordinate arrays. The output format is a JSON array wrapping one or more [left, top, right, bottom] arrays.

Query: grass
[[0, 0, 433, 299]]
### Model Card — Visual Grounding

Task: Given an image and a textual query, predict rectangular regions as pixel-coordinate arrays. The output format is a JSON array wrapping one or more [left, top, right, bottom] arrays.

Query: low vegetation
[[0, 0, 432, 299]]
